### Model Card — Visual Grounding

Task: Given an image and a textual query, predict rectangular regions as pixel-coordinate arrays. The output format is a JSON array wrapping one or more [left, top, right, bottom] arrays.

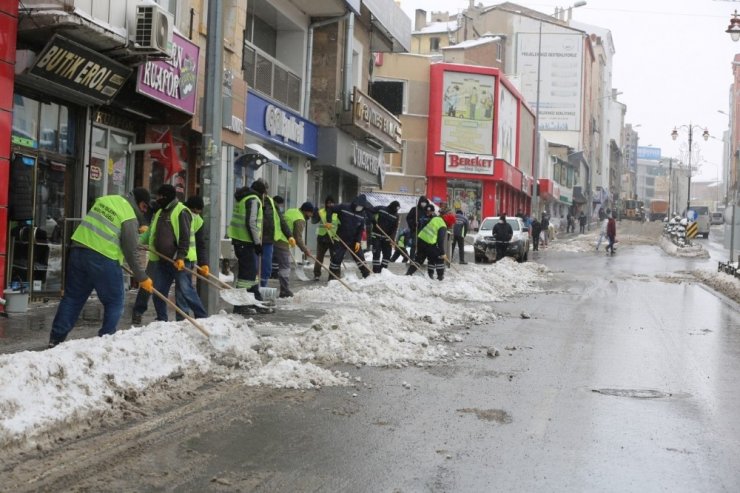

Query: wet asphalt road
[[170, 242, 740, 491]]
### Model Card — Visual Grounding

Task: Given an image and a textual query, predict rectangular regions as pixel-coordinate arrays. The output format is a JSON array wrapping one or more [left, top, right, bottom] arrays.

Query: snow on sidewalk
[[0, 259, 547, 447]]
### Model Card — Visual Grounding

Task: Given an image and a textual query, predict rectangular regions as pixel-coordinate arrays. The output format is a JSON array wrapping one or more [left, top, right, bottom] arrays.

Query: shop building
[[426, 63, 535, 220]]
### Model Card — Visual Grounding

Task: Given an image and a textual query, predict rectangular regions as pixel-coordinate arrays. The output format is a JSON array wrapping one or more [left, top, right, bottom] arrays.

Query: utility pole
[[200, 0, 224, 313]]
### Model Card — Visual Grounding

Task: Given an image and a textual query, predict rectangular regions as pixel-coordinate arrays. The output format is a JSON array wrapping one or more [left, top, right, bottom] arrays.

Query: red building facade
[[426, 63, 535, 220]]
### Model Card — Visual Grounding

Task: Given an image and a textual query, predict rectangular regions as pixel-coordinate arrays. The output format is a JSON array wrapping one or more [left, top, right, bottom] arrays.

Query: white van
[[688, 206, 710, 238]]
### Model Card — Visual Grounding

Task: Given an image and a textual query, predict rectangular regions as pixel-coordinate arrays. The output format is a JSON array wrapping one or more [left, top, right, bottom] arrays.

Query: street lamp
[[532, 1, 587, 217], [671, 124, 709, 214], [727, 10, 740, 42]]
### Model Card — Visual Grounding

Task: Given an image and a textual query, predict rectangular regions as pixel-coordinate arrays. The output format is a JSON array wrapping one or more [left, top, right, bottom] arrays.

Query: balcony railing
[[243, 42, 302, 113]]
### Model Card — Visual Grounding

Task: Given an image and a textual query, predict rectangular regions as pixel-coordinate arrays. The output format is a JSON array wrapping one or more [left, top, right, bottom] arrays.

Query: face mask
[[420, 202, 428, 208], [355, 206, 364, 212]]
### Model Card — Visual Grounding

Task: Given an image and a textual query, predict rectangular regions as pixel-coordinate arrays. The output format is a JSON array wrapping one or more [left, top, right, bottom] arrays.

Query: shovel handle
[[305, 251, 353, 291], [375, 224, 424, 271], [333, 235, 373, 273], [147, 246, 226, 291], [122, 265, 211, 338]]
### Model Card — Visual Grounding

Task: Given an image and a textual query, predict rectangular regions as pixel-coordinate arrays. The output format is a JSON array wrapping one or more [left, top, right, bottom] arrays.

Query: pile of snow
[[0, 259, 547, 447], [547, 233, 600, 253], [693, 267, 740, 304], [659, 236, 710, 259]]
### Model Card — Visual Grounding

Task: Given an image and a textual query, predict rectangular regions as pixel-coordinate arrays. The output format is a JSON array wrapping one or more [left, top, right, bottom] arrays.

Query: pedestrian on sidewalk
[[311, 196, 337, 281], [450, 209, 469, 264], [531, 216, 542, 251], [146, 184, 207, 322], [48, 188, 153, 347], [579, 211, 587, 233], [371, 200, 401, 273], [275, 202, 313, 297], [405, 205, 447, 280], [606, 212, 617, 254], [228, 180, 264, 312], [540, 213, 550, 248], [567, 211, 575, 233]]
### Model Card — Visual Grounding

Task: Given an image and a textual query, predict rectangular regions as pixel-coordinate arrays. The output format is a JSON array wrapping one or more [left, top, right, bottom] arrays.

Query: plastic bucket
[[259, 287, 278, 301], [4, 290, 29, 313]]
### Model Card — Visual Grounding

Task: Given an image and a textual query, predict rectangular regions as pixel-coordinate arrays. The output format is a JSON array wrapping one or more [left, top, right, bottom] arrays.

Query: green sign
[[12, 135, 37, 148]]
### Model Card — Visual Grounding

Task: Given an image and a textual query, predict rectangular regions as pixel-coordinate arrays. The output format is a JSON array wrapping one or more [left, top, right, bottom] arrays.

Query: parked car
[[688, 206, 711, 238], [711, 212, 724, 225], [473, 216, 530, 263]]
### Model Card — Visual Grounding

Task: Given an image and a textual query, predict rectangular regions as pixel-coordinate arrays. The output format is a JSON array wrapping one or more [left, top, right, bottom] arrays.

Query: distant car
[[688, 206, 711, 238], [473, 216, 530, 263], [711, 212, 724, 225]]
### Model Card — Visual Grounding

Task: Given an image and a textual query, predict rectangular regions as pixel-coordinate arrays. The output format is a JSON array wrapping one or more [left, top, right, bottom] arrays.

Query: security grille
[[243, 42, 302, 112], [255, 52, 273, 96]]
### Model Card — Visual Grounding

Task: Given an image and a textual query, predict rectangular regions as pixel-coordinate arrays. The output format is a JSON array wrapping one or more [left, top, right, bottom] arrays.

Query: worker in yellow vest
[[145, 184, 207, 322], [275, 202, 314, 297], [311, 196, 337, 281], [228, 180, 264, 310], [258, 182, 295, 288], [48, 188, 153, 347], [405, 205, 448, 280]]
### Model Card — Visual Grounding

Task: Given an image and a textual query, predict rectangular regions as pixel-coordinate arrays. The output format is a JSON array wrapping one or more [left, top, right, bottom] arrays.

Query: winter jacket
[[327, 195, 372, 245], [606, 218, 616, 238], [492, 220, 513, 242], [452, 213, 469, 238], [406, 195, 430, 234], [230, 186, 262, 245], [372, 206, 399, 240]]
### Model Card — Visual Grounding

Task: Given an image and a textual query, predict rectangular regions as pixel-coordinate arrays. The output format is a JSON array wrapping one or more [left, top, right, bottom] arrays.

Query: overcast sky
[[398, 0, 739, 182]]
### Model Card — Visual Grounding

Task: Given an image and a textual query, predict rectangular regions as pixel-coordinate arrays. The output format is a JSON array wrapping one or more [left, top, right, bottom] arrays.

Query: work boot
[[247, 284, 263, 302], [361, 268, 371, 279], [131, 312, 142, 325], [279, 289, 294, 298]]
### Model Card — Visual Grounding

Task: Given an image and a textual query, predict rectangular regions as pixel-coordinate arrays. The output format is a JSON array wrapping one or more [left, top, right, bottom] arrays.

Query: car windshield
[[692, 206, 709, 215], [507, 219, 520, 231], [479, 218, 520, 231]]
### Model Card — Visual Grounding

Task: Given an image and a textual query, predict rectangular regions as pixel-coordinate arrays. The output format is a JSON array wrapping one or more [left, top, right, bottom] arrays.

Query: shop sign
[[89, 165, 102, 181], [445, 152, 494, 175], [351, 142, 381, 175], [136, 32, 199, 114], [352, 88, 402, 152], [245, 90, 318, 158], [93, 110, 136, 132], [29, 35, 131, 105], [11, 135, 37, 148]]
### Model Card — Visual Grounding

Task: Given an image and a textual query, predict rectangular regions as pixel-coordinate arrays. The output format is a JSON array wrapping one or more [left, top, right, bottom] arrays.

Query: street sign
[[687, 209, 698, 221], [686, 221, 698, 239]]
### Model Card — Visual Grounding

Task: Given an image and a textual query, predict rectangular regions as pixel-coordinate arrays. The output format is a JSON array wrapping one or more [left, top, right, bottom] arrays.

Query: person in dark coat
[[606, 213, 617, 254], [578, 211, 587, 233], [530, 217, 542, 251], [405, 205, 448, 280], [370, 200, 400, 273], [326, 194, 373, 279], [450, 209, 469, 264], [540, 212, 550, 248], [492, 214, 513, 262], [406, 195, 430, 258]]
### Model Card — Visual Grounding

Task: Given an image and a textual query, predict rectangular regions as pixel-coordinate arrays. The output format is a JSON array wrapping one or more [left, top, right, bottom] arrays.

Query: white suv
[[473, 216, 530, 263]]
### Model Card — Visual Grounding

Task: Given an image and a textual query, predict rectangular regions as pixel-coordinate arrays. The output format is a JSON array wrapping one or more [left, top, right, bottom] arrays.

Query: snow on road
[[0, 259, 548, 447]]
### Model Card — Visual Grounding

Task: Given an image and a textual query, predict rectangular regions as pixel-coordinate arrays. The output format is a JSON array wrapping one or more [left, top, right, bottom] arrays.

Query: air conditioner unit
[[135, 4, 173, 53]]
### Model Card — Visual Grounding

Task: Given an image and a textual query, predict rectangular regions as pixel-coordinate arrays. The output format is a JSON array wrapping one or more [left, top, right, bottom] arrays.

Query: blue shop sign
[[245, 91, 318, 159]]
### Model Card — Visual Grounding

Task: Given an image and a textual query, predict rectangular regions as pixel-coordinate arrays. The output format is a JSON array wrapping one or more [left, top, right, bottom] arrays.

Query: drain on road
[[592, 388, 672, 399], [457, 408, 512, 424]]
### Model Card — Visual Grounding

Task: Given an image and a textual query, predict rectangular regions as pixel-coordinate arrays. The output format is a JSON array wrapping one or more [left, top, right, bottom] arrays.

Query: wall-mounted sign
[[352, 87, 402, 152], [636, 146, 661, 161], [351, 142, 381, 176], [245, 90, 318, 158], [136, 32, 199, 114], [445, 152, 495, 175], [29, 35, 131, 105]]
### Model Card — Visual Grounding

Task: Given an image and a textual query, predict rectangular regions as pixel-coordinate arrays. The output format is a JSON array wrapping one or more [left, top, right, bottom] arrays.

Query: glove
[[324, 223, 333, 230], [174, 259, 185, 271], [354, 242, 361, 253], [138, 225, 149, 234], [197, 265, 209, 277], [288, 237, 297, 248], [254, 243, 263, 255], [139, 278, 154, 293]]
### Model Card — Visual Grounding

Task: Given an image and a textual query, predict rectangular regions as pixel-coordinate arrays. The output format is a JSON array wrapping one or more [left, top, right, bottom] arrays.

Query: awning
[[364, 191, 433, 213], [573, 186, 587, 204], [235, 143, 293, 172]]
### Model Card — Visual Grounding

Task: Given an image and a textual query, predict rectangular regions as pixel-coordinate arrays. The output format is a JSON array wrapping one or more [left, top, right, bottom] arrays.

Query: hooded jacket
[[327, 194, 372, 244], [406, 195, 430, 234], [233, 186, 262, 244], [372, 202, 400, 240]]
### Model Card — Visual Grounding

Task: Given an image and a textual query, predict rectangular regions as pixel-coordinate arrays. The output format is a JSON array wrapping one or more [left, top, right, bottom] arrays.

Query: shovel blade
[[219, 288, 269, 307], [294, 264, 311, 281]]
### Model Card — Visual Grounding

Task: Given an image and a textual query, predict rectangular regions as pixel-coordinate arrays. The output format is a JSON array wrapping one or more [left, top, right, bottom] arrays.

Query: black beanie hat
[[156, 184, 176, 204], [251, 179, 267, 195], [131, 187, 151, 205], [300, 201, 315, 212], [184, 196, 204, 210]]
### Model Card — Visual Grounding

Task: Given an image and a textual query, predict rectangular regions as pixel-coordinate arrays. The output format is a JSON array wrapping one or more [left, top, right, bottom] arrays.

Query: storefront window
[[39, 103, 59, 152], [11, 95, 39, 148], [447, 179, 482, 221], [88, 125, 134, 209]]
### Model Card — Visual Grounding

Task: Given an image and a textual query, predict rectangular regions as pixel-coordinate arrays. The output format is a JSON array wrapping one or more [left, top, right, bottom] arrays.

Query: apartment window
[[430, 37, 440, 52], [370, 80, 405, 116], [155, 0, 179, 21], [384, 140, 406, 174]]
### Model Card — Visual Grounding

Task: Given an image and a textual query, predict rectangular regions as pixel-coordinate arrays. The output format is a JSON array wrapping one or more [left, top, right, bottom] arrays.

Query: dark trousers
[[450, 236, 465, 262], [50, 247, 125, 343], [532, 230, 540, 251], [495, 243, 508, 262], [329, 237, 369, 278], [152, 260, 208, 322], [313, 235, 333, 279], [405, 241, 444, 280], [390, 245, 408, 262], [371, 237, 392, 273], [607, 235, 616, 253], [233, 241, 259, 289]]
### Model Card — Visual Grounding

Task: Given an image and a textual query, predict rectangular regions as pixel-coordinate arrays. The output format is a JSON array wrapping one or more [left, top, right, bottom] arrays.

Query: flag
[[150, 129, 183, 180]]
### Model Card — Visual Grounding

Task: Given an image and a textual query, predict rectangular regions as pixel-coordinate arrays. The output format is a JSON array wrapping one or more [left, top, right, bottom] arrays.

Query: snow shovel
[[291, 248, 311, 281], [442, 255, 461, 274], [305, 251, 353, 291], [145, 246, 270, 308], [122, 265, 210, 338]]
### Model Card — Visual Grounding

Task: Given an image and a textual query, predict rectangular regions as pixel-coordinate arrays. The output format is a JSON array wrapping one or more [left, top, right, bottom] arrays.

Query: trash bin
[[4, 289, 29, 313]]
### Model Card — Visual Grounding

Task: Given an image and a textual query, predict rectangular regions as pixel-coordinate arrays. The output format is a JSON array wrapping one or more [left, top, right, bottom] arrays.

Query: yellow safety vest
[[72, 195, 136, 263], [418, 216, 446, 245], [228, 193, 262, 243], [146, 202, 195, 261], [264, 195, 288, 243], [318, 208, 339, 238], [283, 208, 304, 235]]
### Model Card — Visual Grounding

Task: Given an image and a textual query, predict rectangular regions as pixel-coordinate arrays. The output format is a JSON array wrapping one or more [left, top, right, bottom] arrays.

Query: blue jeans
[[50, 247, 125, 343], [152, 260, 207, 322], [260, 243, 274, 287]]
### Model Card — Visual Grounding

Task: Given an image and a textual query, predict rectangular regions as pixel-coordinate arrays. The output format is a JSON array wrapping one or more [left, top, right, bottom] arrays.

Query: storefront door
[[87, 125, 134, 210]]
